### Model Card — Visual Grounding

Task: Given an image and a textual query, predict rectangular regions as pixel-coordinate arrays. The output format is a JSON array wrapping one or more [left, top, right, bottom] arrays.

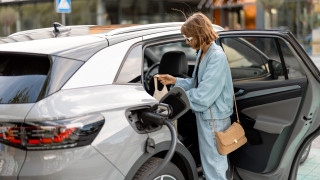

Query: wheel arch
[[124, 141, 198, 180]]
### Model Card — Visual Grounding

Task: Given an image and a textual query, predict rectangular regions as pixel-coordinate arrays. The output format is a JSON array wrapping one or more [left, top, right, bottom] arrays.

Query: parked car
[[0, 22, 319, 180]]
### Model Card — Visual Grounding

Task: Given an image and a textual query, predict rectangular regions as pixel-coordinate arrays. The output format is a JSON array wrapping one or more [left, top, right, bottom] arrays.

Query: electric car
[[0, 23, 319, 180]]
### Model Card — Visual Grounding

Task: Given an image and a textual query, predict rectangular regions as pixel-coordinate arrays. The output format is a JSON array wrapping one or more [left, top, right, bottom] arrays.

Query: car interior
[[142, 36, 308, 176]]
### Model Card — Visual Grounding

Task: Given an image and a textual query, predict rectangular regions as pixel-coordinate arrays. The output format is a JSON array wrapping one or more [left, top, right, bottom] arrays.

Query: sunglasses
[[183, 35, 193, 43]]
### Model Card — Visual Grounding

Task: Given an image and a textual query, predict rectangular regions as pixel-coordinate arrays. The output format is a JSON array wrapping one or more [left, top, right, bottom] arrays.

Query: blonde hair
[[181, 12, 219, 49]]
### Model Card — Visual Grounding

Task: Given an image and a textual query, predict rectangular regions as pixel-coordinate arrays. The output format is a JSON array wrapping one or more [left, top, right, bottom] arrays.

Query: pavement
[[296, 56, 320, 180], [297, 137, 320, 180], [310, 56, 320, 69]]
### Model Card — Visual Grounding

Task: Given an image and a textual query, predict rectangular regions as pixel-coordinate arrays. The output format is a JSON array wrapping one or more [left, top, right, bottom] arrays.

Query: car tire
[[300, 143, 311, 165], [133, 157, 185, 180]]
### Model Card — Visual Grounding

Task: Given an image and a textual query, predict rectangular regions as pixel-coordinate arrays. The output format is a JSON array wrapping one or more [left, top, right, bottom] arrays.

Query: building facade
[[0, 0, 319, 54], [210, 0, 320, 54]]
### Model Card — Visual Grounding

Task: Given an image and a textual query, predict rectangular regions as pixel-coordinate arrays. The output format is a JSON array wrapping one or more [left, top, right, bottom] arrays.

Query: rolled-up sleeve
[[186, 51, 228, 112]]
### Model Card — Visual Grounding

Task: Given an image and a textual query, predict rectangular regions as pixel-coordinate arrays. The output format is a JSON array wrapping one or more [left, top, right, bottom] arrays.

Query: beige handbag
[[207, 51, 247, 155], [153, 77, 168, 101], [210, 92, 247, 155]]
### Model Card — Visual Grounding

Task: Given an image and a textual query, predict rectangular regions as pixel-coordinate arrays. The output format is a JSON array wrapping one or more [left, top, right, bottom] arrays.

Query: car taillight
[[0, 114, 104, 150]]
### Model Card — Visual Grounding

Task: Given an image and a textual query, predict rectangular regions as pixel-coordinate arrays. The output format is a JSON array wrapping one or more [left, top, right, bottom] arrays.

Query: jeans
[[195, 113, 231, 180]]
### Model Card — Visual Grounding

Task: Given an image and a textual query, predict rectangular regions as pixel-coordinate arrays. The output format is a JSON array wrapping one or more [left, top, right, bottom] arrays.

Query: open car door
[[217, 30, 320, 179]]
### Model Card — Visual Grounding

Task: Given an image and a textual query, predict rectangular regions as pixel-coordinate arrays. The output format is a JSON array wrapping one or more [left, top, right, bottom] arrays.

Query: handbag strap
[[210, 107, 217, 133], [154, 77, 158, 91], [210, 92, 240, 133], [226, 55, 241, 125], [209, 51, 241, 133]]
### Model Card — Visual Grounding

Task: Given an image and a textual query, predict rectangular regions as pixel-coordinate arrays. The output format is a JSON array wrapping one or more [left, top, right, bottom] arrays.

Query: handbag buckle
[[234, 139, 238, 143]]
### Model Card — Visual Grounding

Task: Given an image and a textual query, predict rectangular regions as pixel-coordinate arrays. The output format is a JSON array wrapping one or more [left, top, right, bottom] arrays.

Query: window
[[116, 45, 142, 84], [146, 41, 197, 65], [0, 54, 50, 104], [278, 39, 306, 79], [221, 37, 273, 81], [220, 37, 306, 81]]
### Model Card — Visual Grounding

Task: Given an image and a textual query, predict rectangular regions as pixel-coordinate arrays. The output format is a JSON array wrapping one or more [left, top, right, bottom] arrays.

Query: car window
[[116, 45, 142, 84], [0, 54, 50, 104], [221, 37, 271, 81], [221, 37, 306, 81], [146, 41, 197, 64], [278, 39, 306, 79]]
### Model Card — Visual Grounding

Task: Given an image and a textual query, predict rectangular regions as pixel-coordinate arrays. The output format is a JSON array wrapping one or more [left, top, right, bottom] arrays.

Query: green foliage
[[0, 0, 98, 36], [8, 87, 30, 104], [0, 7, 17, 25], [0, 6, 17, 35]]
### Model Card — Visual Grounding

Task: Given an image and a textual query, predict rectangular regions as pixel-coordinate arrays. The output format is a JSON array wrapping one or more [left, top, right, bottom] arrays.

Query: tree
[[0, 7, 17, 35]]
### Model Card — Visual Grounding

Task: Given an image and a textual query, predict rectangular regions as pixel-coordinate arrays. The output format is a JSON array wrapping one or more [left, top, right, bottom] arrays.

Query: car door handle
[[235, 89, 245, 96], [303, 116, 312, 121]]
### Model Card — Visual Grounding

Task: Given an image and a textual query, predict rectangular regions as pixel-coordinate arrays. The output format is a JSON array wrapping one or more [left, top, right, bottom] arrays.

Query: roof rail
[[212, 24, 225, 31], [104, 22, 184, 36], [103, 22, 224, 37]]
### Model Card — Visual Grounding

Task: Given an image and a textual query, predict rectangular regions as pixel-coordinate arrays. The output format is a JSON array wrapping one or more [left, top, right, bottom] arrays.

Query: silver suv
[[0, 23, 319, 180]]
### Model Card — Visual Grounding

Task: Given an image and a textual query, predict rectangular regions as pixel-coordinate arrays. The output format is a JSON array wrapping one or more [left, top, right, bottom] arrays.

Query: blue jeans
[[195, 113, 231, 180]]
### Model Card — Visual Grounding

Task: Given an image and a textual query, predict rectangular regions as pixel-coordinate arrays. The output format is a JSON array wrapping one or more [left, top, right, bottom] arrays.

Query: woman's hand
[[154, 74, 177, 85]]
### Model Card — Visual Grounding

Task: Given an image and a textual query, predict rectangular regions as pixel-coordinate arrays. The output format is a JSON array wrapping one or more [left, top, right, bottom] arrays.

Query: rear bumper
[[1, 145, 124, 180], [0, 143, 26, 180]]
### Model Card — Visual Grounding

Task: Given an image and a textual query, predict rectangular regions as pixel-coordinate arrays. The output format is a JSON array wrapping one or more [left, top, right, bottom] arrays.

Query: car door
[[217, 31, 320, 179]]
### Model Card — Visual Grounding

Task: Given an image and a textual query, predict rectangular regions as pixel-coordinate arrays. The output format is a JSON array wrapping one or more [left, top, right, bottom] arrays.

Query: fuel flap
[[159, 86, 190, 122]]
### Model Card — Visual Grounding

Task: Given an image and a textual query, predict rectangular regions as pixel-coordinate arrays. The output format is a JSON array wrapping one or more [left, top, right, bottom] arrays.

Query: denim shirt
[[174, 42, 234, 120]]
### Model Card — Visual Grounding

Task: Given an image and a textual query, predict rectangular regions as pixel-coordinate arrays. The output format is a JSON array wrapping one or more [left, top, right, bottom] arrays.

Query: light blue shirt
[[174, 42, 234, 119]]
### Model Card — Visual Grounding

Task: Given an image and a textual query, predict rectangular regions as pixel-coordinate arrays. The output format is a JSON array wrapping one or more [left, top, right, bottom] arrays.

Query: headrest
[[159, 51, 188, 77]]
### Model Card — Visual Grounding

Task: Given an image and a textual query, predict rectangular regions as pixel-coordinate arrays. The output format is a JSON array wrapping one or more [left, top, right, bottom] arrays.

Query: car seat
[[159, 51, 189, 78], [150, 51, 189, 93]]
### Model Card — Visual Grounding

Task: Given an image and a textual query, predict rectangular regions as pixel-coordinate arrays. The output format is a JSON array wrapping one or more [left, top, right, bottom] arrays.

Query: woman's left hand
[[154, 74, 177, 85]]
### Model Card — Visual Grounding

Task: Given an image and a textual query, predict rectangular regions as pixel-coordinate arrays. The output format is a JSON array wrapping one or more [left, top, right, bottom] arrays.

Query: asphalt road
[[311, 136, 320, 149]]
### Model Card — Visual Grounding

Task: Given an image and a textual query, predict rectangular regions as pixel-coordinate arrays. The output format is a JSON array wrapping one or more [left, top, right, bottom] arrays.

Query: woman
[[157, 12, 234, 180]]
